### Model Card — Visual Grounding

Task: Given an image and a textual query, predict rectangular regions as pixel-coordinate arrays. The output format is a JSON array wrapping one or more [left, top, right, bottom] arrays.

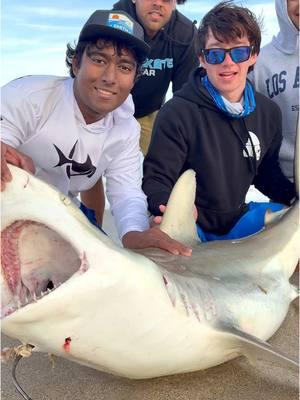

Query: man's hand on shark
[[122, 228, 192, 256], [1, 142, 35, 191]]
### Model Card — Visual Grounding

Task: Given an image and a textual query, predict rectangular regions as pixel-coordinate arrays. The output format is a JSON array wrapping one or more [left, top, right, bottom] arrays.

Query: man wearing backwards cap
[[1, 10, 192, 256]]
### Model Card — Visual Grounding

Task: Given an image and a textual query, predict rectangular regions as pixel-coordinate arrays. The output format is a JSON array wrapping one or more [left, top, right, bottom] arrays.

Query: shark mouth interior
[[1, 220, 86, 318]]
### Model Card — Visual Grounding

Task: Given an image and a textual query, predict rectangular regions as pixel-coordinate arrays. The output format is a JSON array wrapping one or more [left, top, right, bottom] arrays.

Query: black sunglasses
[[202, 46, 253, 65]]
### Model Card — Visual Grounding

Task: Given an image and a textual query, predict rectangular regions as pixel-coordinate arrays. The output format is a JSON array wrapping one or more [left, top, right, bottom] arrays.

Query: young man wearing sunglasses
[[142, 1, 296, 242]]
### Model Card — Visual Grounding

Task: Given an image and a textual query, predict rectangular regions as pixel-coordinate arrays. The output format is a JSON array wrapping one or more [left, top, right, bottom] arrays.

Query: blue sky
[[1, 0, 279, 86]]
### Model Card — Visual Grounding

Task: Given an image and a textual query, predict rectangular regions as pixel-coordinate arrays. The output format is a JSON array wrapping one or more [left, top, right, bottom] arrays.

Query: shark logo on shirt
[[53, 141, 96, 179]]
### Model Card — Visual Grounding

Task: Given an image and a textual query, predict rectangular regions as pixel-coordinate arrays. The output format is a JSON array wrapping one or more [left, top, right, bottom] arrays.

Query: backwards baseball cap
[[78, 10, 150, 58]]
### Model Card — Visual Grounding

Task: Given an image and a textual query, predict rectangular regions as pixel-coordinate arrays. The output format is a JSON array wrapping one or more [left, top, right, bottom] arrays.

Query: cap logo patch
[[107, 13, 134, 35]]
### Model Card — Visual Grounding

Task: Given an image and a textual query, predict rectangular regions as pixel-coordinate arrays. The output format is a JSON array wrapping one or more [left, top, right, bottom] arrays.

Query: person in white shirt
[[250, 0, 299, 181], [1, 9, 191, 256]]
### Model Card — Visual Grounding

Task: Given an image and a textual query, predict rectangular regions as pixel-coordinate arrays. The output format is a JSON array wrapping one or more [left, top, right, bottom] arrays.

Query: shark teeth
[[3, 281, 63, 318]]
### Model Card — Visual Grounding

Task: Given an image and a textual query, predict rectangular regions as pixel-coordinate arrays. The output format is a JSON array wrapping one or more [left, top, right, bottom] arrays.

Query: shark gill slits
[[23, 176, 29, 189], [257, 285, 268, 294]]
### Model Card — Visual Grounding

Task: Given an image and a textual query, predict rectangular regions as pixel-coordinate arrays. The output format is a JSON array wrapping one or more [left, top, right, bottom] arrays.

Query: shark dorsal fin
[[160, 169, 199, 245]]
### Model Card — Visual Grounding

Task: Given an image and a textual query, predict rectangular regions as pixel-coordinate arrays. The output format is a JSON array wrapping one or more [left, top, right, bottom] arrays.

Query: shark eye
[[60, 194, 72, 205]]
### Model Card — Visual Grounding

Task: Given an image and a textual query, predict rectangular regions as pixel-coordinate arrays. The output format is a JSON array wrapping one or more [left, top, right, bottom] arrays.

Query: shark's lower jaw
[[1, 219, 86, 319]]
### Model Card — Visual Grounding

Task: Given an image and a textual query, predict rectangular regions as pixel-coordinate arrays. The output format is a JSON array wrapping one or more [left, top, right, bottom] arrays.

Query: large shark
[[1, 165, 299, 379]]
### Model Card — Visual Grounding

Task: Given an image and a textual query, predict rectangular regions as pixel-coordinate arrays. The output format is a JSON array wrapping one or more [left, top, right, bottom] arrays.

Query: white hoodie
[[1, 75, 149, 239], [251, 0, 299, 180]]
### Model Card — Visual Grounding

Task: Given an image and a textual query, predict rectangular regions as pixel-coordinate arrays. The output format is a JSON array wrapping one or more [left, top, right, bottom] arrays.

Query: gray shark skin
[[1, 165, 299, 379]]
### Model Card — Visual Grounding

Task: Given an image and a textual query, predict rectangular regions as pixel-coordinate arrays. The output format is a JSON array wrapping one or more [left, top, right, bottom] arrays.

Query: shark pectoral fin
[[219, 324, 299, 370], [160, 169, 199, 245]]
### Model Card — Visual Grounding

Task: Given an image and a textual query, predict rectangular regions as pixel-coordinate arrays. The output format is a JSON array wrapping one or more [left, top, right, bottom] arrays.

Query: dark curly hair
[[65, 37, 146, 80], [196, 1, 262, 72]]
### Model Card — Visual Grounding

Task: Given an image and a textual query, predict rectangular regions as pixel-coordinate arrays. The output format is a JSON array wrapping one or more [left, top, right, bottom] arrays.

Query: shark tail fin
[[160, 169, 199, 245], [219, 324, 298, 370]]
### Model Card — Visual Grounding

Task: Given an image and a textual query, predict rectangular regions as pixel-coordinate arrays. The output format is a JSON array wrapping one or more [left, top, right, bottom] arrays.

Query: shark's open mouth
[[1, 220, 85, 319]]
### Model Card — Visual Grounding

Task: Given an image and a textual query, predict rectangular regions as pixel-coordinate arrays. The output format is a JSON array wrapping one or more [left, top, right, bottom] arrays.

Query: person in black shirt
[[113, 0, 199, 155], [143, 1, 296, 242]]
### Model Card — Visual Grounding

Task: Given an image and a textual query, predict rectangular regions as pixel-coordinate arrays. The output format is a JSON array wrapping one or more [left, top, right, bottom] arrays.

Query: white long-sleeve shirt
[[1, 75, 149, 238]]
